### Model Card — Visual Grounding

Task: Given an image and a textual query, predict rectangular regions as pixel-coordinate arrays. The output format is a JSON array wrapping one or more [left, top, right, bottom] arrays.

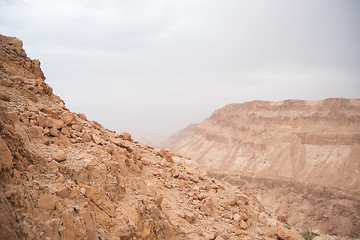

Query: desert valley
[[166, 98, 360, 238], [1, 34, 359, 240]]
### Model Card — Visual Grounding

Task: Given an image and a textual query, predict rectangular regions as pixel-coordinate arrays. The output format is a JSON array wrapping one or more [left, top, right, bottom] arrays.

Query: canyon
[[166, 99, 360, 238]]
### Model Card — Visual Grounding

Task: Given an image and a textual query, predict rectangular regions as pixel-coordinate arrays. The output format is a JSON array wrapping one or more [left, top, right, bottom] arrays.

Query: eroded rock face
[[167, 99, 360, 192], [0, 34, 283, 239], [166, 100, 360, 238]]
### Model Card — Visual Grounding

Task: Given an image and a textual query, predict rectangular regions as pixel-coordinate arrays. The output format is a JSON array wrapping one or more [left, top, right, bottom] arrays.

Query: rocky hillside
[[0, 34, 310, 239], [167, 99, 360, 192], [166, 99, 360, 238]]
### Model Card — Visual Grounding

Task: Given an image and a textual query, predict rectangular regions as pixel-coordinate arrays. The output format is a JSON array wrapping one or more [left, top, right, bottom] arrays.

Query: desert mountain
[[166, 99, 360, 238], [0, 34, 312, 239]]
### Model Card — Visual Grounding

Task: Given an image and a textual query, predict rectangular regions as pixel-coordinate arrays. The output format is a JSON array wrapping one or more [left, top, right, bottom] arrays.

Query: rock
[[258, 212, 268, 225], [239, 211, 248, 221], [37, 115, 51, 128], [200, 197, 213, 215], [229, 197, 237, 206], [0, 79, 13, 87], [0, 137, 13, 171], [239, 219, 247, 229], [40, 108, 58, 119], [129, 161, 141, 173], [158, 149, 174, 163], [190, 175, 200, 183], [62, 112, 77, 126], [92, 134, 102, 145], [6, 112, 19, 124], [184, 211, 195, 224], [117, 132, 132, 141], [52, 150, 66, 162], [83, 185, 115, 217], [236, 193, 249, 205], [0, 91, 10, 101], [223, 211, 233, 220], [28, 125, 43, 139], [274, 224, 303, 240], [31, 59, 45, 80], [49, 127, 60, 137], [214, 230, 229, 240], [142, 159, 150, 166], [71, 124, 83, 132], [61, 127, 70, 137], [120, 204, 138, 226], [233, 213, 241, 222], [55, 185, 70, 198], [78, 113, 87, 120], [164, 182, 172, 189], [81, 132, 92, 142], [38, 194, 58, 210]]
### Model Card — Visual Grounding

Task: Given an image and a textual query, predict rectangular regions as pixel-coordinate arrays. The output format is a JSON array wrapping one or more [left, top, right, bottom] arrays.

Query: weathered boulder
[[62, 112, 77, 126], [117, 132, 132, 141], [38, 194, 58, 210], [52, 150, 66, 162], [157, 149, 174, 163]]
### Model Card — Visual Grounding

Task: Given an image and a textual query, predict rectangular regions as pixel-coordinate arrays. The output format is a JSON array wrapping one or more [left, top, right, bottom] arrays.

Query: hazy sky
[[1, 0, 359, 143]]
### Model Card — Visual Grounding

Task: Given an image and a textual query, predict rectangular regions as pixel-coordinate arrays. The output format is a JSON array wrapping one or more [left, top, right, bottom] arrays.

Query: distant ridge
[[166, 98, 360, 237]]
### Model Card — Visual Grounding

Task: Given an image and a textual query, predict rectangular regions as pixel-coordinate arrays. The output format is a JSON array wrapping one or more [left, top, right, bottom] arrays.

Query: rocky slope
[[166, 99, 360, 238], [0, 34, 309, 240]]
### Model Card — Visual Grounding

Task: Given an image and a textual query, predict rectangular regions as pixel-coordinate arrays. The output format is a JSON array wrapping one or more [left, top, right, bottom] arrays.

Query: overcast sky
[[1, 0, 359, 143]]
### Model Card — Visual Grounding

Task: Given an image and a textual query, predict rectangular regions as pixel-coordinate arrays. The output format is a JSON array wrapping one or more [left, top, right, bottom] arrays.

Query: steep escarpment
[[0, 34, 304, 239], [167, 99, 360, 192], [166, 99, 360, 238]]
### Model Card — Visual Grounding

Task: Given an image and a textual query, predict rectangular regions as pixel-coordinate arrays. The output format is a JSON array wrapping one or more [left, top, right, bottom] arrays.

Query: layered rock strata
[[167, 99, 360, 192], [167, 99, 360, 238]]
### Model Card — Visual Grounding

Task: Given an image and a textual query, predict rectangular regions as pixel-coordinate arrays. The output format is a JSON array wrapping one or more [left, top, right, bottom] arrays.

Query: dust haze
[[1, 0, 359, 143]]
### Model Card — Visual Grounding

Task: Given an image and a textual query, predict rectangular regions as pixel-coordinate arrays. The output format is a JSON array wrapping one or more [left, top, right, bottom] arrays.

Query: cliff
[[167, 99, 360, 193], [166, 99, 360, 238]]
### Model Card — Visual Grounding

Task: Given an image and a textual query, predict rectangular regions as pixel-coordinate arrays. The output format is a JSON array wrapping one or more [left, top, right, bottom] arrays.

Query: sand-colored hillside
[[167, 99, 360, 238]]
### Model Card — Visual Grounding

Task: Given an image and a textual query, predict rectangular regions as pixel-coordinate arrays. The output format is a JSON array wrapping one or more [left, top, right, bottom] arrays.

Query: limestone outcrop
[[166, 99, 360, 238], [167, 99, 360, 192]]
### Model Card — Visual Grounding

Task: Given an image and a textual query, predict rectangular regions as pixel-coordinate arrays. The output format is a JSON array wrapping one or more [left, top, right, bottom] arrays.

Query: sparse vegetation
[[283, 224, 293, 230], [300, 228, 320, 240]]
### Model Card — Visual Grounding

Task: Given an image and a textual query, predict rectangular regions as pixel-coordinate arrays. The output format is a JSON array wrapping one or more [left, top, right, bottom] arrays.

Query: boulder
[[274, 224, 303, 240], [62, 112, 77, 126], [184, 211, 195, 224], [158, 149, 174, 163], [233, 213, 241, 222], [52, 150, 66, 162], [117, 132, 132, 141], [49, 127, 60, 137], [38, 194, 58, 210], [239, 219, 247, 229], [71, 124, 83, 132], [84, 185, 115, 217], [28, 125, 43, 139], [199, 197, 213, 215], [81, 132, 92, 142]]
